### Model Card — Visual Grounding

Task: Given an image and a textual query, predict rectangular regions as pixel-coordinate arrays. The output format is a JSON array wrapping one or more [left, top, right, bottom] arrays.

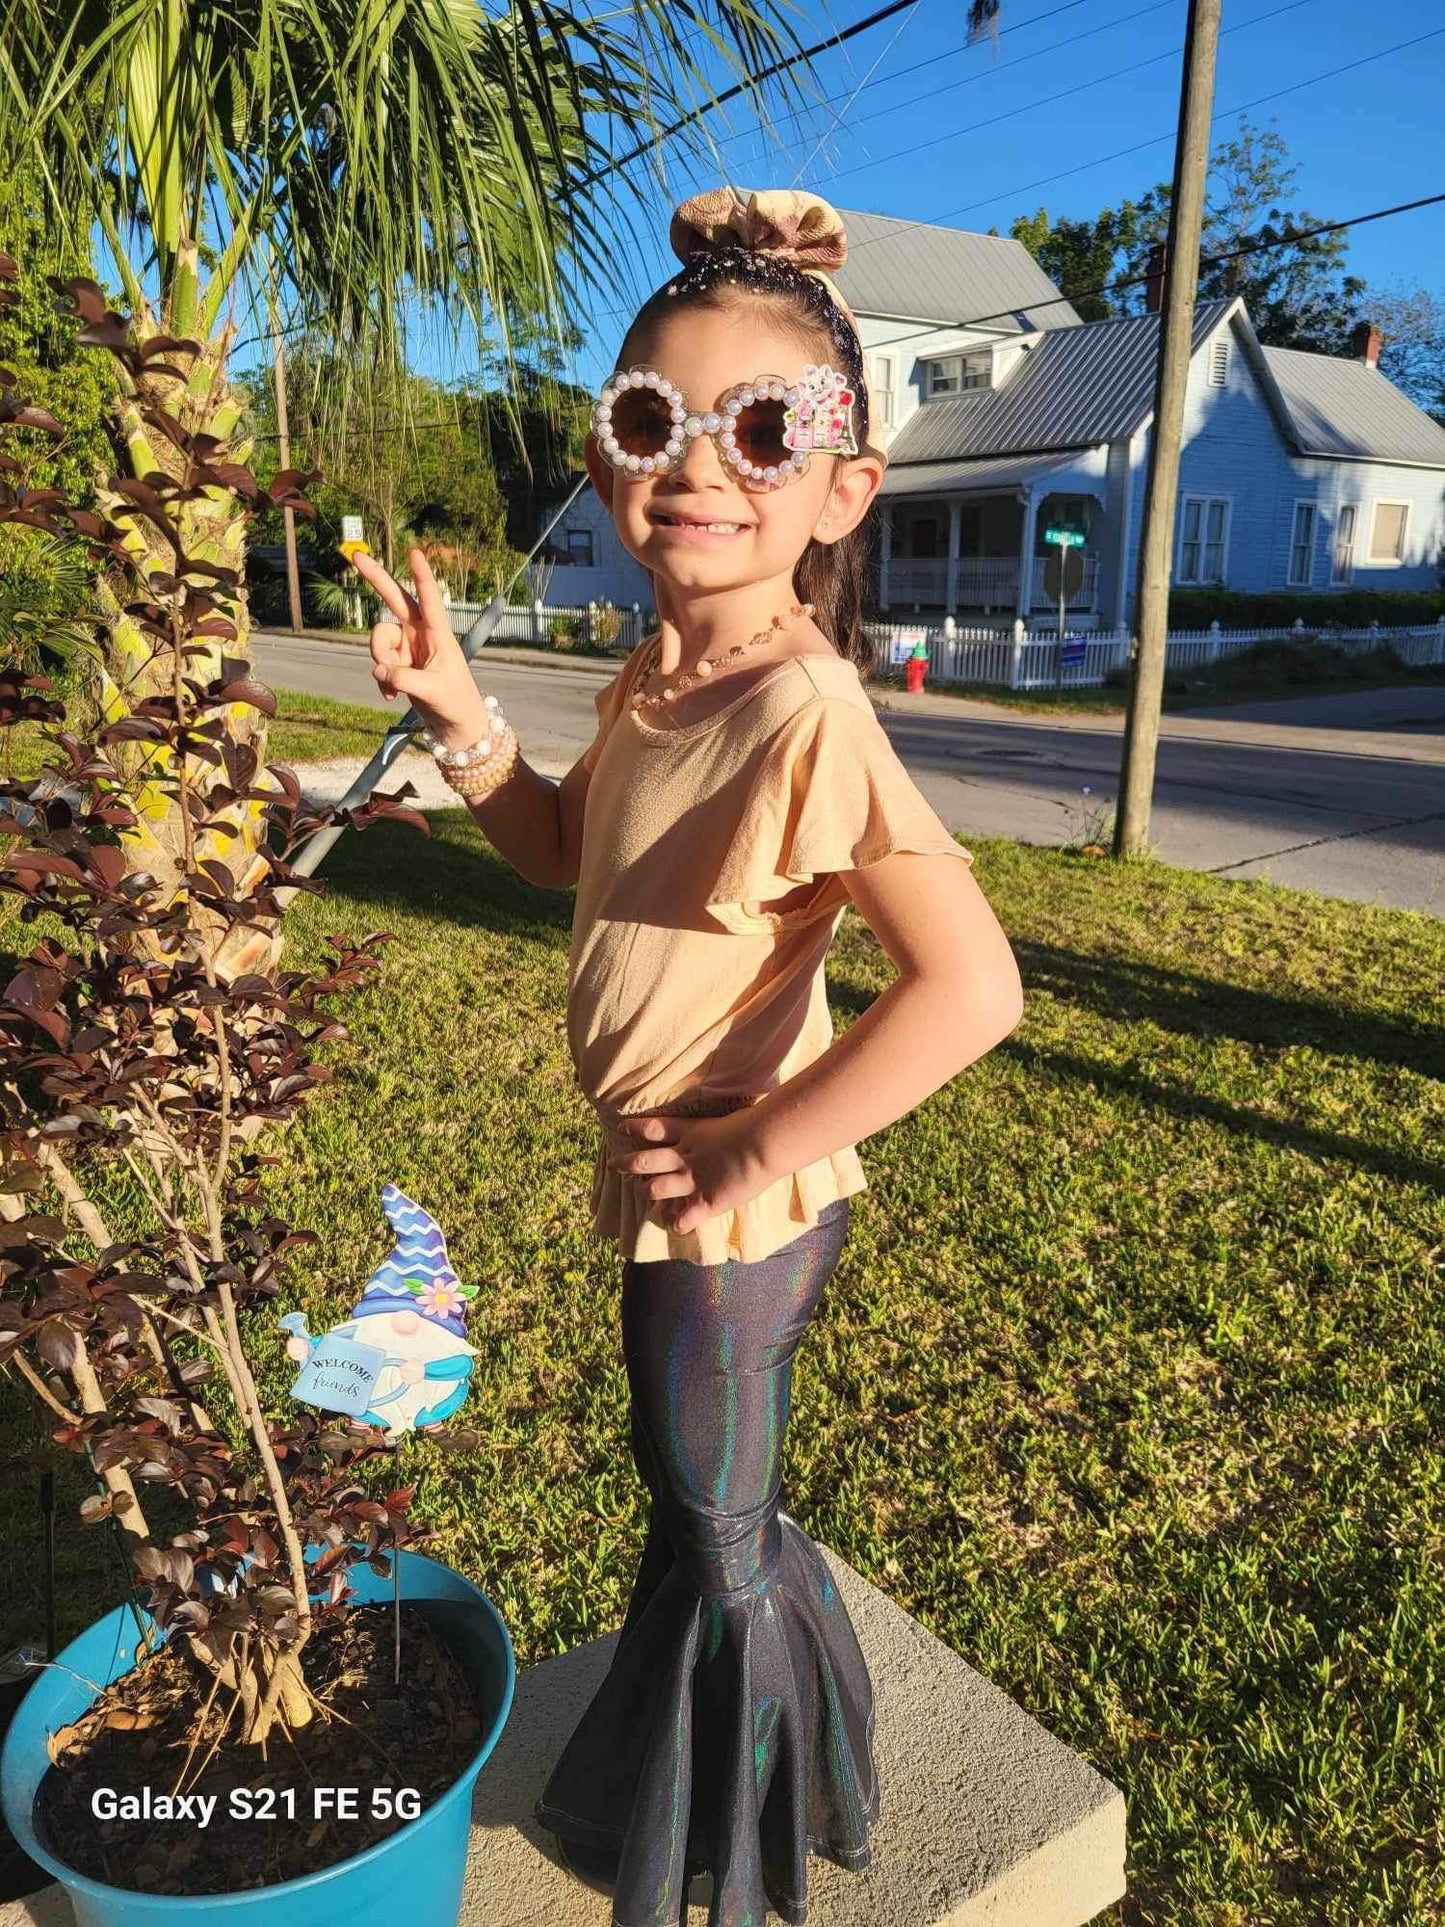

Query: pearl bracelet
[[418, 693, 506, 768], [443, 724, 519, 800]]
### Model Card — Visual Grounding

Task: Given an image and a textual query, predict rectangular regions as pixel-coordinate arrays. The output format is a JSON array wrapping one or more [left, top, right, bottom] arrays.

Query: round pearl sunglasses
[[590, 364, 858, 491]]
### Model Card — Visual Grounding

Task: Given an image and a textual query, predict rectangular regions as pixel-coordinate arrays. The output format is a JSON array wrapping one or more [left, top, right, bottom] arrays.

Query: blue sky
[[564, 0, 1444, 386], [240, 0, 1444, 399]]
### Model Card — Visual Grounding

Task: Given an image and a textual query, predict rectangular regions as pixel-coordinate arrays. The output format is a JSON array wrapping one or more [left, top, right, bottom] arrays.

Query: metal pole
[[1113, 0, 1223, 857], [274, 474, 590, 900]]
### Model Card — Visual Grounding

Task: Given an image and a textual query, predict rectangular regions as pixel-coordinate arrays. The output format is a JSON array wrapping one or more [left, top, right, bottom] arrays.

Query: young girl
[[353, 187, 1024, 1927]]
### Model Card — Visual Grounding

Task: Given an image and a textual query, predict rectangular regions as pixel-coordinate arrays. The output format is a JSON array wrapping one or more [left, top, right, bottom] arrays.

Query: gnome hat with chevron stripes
[[350, 1184, 478, 1340]]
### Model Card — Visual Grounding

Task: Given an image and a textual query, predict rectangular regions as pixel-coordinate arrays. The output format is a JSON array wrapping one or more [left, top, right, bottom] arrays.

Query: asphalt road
[[250, 631, 1445, 916]]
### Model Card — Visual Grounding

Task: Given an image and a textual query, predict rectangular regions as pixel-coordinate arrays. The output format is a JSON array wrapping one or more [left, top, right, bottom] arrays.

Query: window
[[1332, 504, 1357, 585], [1368, 501, 1410, 564], [866, 353, 896, 428], [1177, 496, 1231, 585], [1209, 338, 1230, 386], [928, 350, 991, 396], [1288, 502, 1317, 587], [564, 529, 593, 567]]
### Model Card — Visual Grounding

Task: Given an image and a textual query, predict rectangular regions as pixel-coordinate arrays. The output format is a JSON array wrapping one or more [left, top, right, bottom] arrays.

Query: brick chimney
[[1350, 320, 1382, 367], [1144, 243, 1167, 315]]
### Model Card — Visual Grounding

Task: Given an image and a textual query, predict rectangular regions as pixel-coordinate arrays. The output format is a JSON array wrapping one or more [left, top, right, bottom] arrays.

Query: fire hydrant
[[905, 640, 928, 694]]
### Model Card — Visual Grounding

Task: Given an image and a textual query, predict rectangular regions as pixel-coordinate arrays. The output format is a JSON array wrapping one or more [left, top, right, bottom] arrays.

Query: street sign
[[1043, 526, 1086, 548], [1043, 549, 1085, 603]]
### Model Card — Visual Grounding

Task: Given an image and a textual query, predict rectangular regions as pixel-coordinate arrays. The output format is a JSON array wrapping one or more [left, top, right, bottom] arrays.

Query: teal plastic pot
[[0, 1551, 514, 1927]]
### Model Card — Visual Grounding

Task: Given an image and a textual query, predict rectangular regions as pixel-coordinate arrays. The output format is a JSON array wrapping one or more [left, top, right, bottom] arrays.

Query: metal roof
[[879, 450, 1106, 499], [886, 303, 1233, 464], [833, 209, 1081, 333], [1262, 346, 1445, 467]]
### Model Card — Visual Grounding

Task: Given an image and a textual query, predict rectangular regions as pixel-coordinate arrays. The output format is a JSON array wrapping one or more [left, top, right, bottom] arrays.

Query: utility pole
[[1114, 0, 1222, 857], [267, 264, 306, 635]]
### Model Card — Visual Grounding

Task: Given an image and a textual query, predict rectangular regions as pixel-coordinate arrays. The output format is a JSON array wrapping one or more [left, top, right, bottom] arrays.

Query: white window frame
[[1287, 501, 1317, 588], [564, 528, 594, 568], [1332, 504, 1357, 585], [1176, 494, 1232, 586], [867, 352, 896, 428], [1366, 499, 1410, 566], [927, 349, 992, 397]]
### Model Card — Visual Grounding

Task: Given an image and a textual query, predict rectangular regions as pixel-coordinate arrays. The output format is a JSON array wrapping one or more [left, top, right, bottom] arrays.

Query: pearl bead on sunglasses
[[592, 367, 828, 491]]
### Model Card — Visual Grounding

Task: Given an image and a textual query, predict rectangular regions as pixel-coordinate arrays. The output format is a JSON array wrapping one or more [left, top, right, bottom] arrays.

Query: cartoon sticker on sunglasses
[[781, 365, 858, 457], [592, 364, 856, 489]]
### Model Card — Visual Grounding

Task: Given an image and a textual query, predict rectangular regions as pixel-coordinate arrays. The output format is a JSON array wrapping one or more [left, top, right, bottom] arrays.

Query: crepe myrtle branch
[[0, 250, 467, 1745]]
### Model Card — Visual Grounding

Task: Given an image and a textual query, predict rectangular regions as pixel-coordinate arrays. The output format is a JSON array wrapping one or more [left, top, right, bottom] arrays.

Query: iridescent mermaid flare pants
[[535, 1195, 880, 1926]]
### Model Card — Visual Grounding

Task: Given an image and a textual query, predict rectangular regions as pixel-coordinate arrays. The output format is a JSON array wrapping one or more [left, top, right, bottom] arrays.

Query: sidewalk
[[258, 628, 629, 681]]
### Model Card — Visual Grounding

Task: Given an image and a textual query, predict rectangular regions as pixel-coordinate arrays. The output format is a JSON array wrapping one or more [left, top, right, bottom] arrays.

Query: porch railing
[[884, 553, 1101, 612]]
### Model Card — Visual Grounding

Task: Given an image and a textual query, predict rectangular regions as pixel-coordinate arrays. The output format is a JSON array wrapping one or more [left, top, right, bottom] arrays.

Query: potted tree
[[0, 258, 513, 1922]]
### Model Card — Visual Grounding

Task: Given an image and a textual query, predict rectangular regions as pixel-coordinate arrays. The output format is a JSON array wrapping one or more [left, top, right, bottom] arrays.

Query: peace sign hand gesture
[[351, 545, 490, 750]]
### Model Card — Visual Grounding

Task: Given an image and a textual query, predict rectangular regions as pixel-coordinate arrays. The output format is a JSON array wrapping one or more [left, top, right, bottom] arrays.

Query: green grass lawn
[[0, 686, 440, 779], [2, 804, 1442, 1922]]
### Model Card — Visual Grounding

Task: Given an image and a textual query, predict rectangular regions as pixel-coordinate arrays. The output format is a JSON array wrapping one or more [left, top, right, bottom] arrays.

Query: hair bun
[[669, 188, 849, 277]]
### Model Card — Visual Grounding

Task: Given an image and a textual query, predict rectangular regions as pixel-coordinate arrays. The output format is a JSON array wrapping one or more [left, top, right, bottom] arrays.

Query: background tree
[[1356, 282, 1445, 421], [0, 161, 117, 709], [1010, 118, 1367, 349], [0, 0, 808, 979], [1005, 204, 1149, 323]]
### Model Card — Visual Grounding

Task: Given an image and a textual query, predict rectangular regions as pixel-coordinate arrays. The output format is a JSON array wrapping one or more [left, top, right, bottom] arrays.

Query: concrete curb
[[0, 1540, 1127, 1927]]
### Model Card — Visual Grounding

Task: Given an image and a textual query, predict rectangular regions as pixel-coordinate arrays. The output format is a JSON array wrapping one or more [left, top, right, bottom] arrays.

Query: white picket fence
[[864, 617, 1445, 691], [442, 599, 1445, 690], [448, 598, 651, 652]]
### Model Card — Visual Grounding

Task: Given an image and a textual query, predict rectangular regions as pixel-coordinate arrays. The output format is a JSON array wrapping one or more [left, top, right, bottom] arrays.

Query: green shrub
[[591, 601, 624, 645], [548, 613, 580, 648], [1169, 586, 1445, 629]]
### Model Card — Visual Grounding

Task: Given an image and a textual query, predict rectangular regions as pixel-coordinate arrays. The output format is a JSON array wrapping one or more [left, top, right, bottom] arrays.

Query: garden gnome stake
[[280, 1184, 479, 1676], [281, 1183, 479, 1439]]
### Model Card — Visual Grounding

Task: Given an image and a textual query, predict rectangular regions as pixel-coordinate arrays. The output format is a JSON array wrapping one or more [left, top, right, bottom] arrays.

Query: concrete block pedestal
[[2, 1544, 1126, 1927]]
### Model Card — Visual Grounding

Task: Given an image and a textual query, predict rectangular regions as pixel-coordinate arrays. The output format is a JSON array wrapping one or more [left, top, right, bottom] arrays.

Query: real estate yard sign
[[888, 626, 929, 665]]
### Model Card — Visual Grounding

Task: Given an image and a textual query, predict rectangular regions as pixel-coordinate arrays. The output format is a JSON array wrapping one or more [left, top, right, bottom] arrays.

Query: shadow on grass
[[290, 811, 575, 947], [832, 938, 1443, 1188], [1009, 938, 1442, 1077], [832, 935, 1440, 1078]]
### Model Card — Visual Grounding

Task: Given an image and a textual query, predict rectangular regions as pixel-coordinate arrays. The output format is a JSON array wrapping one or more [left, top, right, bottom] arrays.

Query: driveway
[[250, 632, 1445, 916]]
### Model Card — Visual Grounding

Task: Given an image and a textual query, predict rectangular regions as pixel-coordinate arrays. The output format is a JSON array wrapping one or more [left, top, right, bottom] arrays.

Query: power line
[[575, 0, 997, 189], [857, 189, 1445, 360], [819, 0, 1312, 188], [716, 0, 1156, 154], [251, 188, 1445, 446], [574, 0, 1314, 338], [850, 22, 1445, 244], [790, 0, 921, 186], [227, 0, 959, 361]]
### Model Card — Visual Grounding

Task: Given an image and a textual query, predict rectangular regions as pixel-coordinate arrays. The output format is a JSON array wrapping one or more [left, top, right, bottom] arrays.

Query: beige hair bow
[[669, 187, 851, 313]]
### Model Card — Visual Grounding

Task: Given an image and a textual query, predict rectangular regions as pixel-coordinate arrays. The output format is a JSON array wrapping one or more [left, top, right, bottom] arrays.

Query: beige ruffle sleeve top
[[567, 638, 975, 1266]]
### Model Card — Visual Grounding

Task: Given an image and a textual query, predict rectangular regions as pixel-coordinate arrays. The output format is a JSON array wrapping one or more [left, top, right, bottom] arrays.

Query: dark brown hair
[[616, 247, 876, 683]]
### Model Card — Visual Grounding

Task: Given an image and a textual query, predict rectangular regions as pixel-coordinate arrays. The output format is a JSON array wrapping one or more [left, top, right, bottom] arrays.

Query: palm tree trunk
[[93, 290, 285, 985]]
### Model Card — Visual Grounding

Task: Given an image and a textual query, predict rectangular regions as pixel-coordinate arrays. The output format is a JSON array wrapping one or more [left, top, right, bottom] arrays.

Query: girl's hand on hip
[[352, 545, 489, 747], [609, 1111, 772, 1239]]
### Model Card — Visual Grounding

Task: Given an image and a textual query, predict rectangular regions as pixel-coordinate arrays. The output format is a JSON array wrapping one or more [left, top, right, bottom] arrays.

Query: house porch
[[875, 450, 1113, 623]]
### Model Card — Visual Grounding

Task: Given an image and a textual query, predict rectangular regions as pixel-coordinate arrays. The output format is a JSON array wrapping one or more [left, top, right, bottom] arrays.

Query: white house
[[547, 207, 1445, 626]]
